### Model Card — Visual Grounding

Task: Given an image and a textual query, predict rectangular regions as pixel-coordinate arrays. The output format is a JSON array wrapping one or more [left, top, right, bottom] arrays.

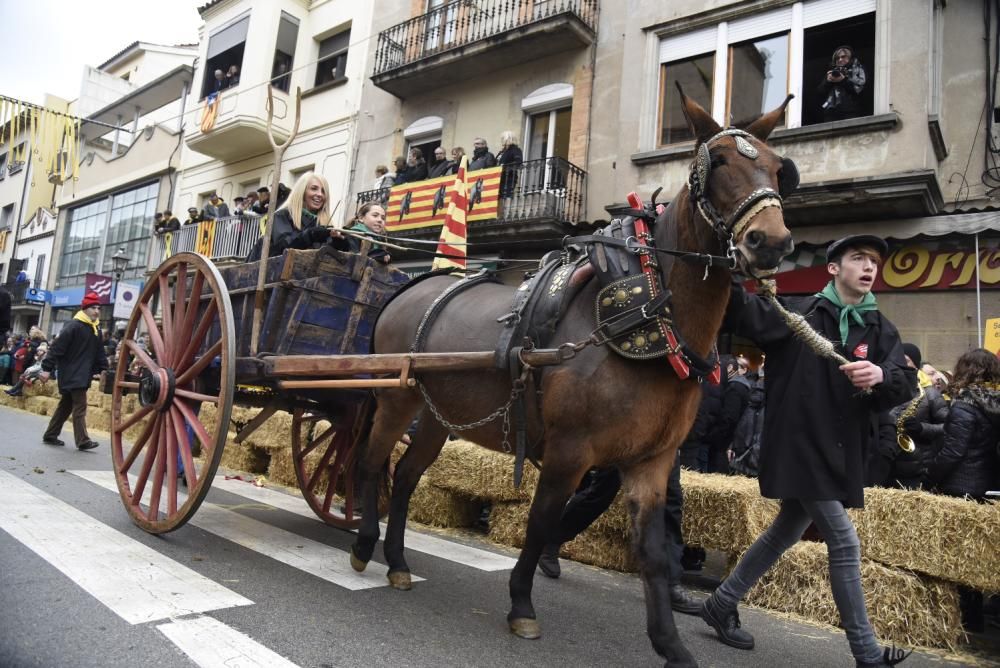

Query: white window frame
[[654, 0, 882, 136], [521, 84, 573, 192]]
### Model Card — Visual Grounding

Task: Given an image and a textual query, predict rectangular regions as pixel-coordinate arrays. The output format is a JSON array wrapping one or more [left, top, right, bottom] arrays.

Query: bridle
[[686, 128, 787, 263]]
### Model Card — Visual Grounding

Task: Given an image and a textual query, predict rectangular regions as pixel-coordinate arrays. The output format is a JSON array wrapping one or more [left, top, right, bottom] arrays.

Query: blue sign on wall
[[49, 286, 86, 308], [26, 288, 50, 304]]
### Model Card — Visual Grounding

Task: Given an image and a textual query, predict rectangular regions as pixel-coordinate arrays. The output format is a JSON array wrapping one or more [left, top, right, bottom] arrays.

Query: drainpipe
[[975, 233, 982, 347]]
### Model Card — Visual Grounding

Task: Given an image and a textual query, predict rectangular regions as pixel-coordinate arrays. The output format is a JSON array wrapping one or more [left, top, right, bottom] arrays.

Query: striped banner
[[195, 220, 217, 256], [432, 156, 469, 271], [386, 166, 501, 232]]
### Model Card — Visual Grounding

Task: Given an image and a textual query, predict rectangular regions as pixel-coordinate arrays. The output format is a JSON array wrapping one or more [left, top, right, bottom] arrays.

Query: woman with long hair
[[496, 130, 523, 198], [927, 348, 1000, 631], [247, 171, 339, 260]]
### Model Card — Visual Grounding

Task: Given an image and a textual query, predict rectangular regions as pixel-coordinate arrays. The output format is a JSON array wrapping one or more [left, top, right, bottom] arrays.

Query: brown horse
[[349, 92, 795, 666]]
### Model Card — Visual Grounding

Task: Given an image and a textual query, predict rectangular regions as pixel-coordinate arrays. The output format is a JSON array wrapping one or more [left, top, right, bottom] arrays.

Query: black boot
[[670, 584, 702, 615], [700, 594, 754, 650], [537, 543, 561, 579], [856, 645, 911, 667]]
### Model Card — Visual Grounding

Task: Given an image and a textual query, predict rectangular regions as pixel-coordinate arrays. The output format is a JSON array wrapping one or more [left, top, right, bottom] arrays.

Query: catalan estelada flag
[[386, 165, 501, 232], [431, 155, 469, 271], [195, 220, 216, 255]]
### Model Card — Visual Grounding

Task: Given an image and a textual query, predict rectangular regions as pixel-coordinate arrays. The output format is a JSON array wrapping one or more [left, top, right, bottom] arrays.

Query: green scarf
[[815, 281, 877, 345], [73, 310, 99, 337]]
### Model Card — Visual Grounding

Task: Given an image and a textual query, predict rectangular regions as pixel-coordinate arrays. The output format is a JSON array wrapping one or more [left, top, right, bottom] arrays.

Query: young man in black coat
[[39, 291, 108, 450], [700, 234, 916, 668]]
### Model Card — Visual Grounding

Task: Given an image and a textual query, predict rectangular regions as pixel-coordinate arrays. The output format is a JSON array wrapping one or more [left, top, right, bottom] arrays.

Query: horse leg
[[350, 391, 423, 572], [621, 452, 698, 668], [508, 454, 590, 639], [381, 408, 450, 590]]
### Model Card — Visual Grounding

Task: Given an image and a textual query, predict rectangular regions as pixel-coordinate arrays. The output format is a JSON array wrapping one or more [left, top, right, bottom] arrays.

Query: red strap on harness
[[626, 192, 720, 384]]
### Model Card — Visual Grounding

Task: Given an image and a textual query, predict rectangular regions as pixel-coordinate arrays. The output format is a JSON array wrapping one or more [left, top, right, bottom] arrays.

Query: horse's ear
[[745, 94, 794, 141], [676, 82, 722, 142]]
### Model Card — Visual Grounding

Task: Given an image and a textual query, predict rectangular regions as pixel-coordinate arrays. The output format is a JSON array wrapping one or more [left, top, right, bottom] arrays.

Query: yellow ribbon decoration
[[163, 231, 173, 260]]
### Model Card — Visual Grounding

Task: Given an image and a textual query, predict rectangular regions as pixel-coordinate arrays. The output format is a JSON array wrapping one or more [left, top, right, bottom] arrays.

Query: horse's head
[[677, 86, 796, 275]]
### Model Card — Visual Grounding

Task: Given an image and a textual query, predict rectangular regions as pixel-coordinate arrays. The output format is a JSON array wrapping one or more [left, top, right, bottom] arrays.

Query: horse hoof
[[508, 617, 541, 639], [387, 570, 412, 590], [350, 549, 368, 573]]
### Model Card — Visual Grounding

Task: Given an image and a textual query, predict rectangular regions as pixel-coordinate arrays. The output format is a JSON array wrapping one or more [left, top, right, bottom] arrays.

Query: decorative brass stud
[[615, 289, 628, 303], [602, 297, 613, 307], [632, 286, 643, 294], [634, 335, 647, 348], [621, 342, 632, 351], [649, 332, 660, 342]]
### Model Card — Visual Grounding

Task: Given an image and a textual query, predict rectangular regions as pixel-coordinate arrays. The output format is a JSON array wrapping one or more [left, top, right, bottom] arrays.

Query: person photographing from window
[[820, 45, 867, 122]]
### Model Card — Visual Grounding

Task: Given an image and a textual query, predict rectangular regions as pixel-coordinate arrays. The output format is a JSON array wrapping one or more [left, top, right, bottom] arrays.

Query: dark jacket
[[246, 208, 331, 261], [427, 159, 453, 179], [872, 382, 949, 489], [679, 381, 723, 471], [469, 147, 497, 171], [927, 385, 1000, 499], [496, 145, 523, 197], [0, 288, 10, 335], [708, 373, 752, 450], [724, 286, 915, 507], [396, 161, 428, 185], [731, 377, 766, 476], [42, 318, 108, 392]]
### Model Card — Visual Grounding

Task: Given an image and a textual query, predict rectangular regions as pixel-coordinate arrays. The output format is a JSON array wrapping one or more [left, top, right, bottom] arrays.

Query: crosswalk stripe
[[71, 470, 422, 590], [0, 471, 252, 624], [211, 476, 519, 572], [157, 615, 301, 668]]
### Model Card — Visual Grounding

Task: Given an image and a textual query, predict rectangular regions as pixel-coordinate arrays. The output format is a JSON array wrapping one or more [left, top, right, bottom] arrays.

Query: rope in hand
[[755, 278, 851, 367]]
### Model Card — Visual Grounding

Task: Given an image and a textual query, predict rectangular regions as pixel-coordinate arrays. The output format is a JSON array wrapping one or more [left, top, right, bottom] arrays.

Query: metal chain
[[414, 379, 518, 453]]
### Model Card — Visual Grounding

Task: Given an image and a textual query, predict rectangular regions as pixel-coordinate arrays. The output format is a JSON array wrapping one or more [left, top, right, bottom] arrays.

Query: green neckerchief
[[349, 222, 383, 249], [301, 209, 317, 226], [815, 281, 878, 346], [73, 310, 99, 337]]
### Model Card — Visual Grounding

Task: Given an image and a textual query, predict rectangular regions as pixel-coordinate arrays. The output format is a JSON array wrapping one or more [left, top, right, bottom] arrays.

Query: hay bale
[[244, 411, 293, 452], [24, 396, 58, 417], [266, 446, 300, 489], [86, 387, 103, 407], [220, 439, 270, 474], [24, 381, 58, 399], [408, 480, 481, 528], [743, 541, 964, 650], [681, 470, 779, 553], [487, 501, 529, 548], [423, 440, 538, 502], [852, 487, 1000, 593], [88, 408, 111, 434]]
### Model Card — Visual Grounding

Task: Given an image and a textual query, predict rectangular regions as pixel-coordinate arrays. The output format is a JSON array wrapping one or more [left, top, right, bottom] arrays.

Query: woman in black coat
[[496, 130, 523, 198], [928, 348, 1000, 499], [247, 172, 338, 261]]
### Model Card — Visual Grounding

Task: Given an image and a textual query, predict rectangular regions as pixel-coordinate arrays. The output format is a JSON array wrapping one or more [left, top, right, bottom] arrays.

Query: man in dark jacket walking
[[700, 234, 916, 668], [39, 291, 108, 450], [0, 286, 10, 337]]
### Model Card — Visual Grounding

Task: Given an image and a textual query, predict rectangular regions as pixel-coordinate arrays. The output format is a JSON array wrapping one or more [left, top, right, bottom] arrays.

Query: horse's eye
[[710, 155, 726, 168]]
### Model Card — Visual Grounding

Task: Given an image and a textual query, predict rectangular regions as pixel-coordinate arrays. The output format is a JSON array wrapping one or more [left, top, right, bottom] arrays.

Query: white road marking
[[0, 471, 252, 624], [157, 615, 301, 668], [211, 476, 518, 572], [72, 470, 419, 590]]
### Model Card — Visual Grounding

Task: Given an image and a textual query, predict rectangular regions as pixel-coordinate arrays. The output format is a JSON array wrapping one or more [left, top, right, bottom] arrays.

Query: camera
[[829, 65, 850, 76]]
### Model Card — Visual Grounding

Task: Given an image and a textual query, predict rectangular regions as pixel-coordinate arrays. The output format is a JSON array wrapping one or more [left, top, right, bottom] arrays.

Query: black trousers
[[553, 458, 684, 582]]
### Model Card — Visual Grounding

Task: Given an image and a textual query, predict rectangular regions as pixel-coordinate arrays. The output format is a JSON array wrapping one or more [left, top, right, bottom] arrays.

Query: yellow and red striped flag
[[431, 155, 469, 271]]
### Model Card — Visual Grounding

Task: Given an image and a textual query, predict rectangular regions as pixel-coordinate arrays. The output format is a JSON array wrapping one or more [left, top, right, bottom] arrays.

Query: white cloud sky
[[2, 0, 204, 106]]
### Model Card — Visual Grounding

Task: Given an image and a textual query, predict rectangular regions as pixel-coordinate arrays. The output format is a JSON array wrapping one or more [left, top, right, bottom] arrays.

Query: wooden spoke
[[299, 422, 337, 459], [139, 303, 168, 364], [174, 388, 220, 404], [174, 300, 218, 376], [124, 339, 159, 375], [170, 406, 198, 490], [164, 411, 178, 516], [306, 431, 341, 495], [171, 262, 188, 365], [174, 397, 215, 461], [115, 404, 155, 434], [175, 339, 222, 388], [131, 417, 163, 507], [321, 474, 337, 514], [158, 274, 174, 365], [173, 270, 204, 368], [120, 412, 161, 475], [147, 434, 167, 522]]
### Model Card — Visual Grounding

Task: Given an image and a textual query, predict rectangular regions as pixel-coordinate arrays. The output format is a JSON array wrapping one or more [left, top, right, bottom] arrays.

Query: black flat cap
[[826, 234, 888, 262]]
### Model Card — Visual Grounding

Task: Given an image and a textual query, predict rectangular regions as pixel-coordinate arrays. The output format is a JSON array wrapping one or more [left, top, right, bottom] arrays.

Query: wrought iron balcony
[[373, 0, 598, 98], [356, 157, 586, 247], [149, 215, 263, 267]]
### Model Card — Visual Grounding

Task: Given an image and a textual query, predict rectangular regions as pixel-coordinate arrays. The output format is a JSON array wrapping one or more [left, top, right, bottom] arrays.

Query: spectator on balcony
[[213, 69, 226, 93], [184, 207, 203, 226], [252, 187, 271, 215], [469, 137, 497, 171], [162, 210, 180, 232], [496, 130, 523, 198], [427, 147, 452, 179], [449, 147, 466, 175], [819, 46, 867, 123], [233, 197, 246, 215], [400, 147, 428, 184], [245, 191, 259, 212], [374, 165, 395, 190], [275, 182, 291, 210], [246, 171, 342, 261], [152, 212, 165, 234], [202, 194, 230, 220], [391, 156, 409, 185], [226, 65, 240, 88]]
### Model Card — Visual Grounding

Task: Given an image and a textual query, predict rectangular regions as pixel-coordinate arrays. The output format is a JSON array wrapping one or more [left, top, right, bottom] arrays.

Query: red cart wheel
[[291, 404, 389, 529], [110, 253, 235, 534]]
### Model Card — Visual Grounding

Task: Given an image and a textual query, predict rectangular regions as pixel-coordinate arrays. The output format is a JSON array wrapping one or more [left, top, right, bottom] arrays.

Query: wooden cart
[[109, 245, 502, 534]]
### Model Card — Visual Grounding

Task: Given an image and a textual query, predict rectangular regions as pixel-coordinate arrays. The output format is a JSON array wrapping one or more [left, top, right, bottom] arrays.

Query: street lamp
[[110, 247, 131, 303]]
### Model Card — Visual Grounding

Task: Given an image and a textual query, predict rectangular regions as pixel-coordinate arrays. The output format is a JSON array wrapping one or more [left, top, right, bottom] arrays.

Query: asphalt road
[[0, 405, 975, 668]]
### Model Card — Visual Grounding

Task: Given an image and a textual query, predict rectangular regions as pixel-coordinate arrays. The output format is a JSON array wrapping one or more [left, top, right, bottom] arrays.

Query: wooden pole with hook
[[251, 84, 302, 355]]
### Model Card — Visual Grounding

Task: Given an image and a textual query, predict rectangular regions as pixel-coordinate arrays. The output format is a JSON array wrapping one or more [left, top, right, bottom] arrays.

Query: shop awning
[[791, 210, 1000, 246]]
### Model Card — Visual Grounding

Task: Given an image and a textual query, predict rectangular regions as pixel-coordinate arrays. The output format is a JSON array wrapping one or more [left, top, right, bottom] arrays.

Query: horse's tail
[[344, 395, 391, 513]]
